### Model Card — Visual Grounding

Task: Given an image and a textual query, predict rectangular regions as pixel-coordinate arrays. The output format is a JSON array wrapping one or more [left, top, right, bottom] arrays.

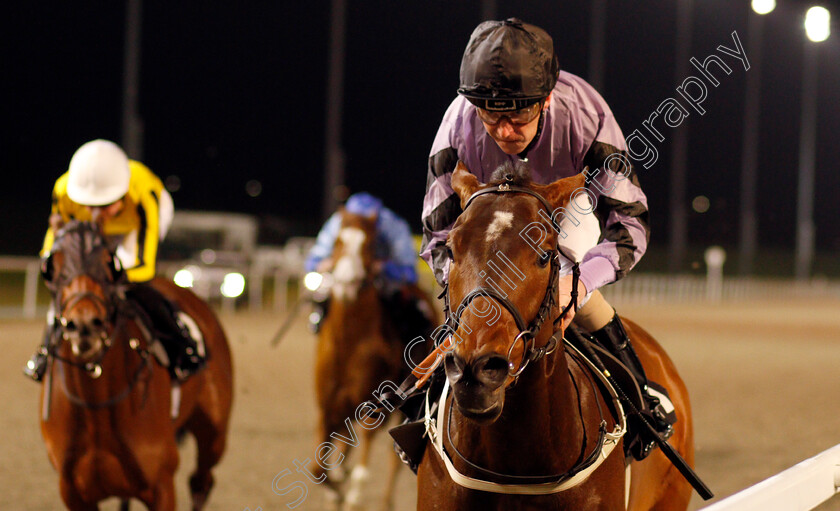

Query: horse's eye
[[538, 251, 551, 267], [446, 246, 455, 262]]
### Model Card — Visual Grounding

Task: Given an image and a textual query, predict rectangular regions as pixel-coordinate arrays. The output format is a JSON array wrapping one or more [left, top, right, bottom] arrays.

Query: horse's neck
[[452, 348, 587, 474], [325, 285, 382, 345], [327, 284, 381, 320]]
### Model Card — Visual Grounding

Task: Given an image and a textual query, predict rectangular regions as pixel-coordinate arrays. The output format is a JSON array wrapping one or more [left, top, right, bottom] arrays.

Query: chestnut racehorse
[[416, 162, 693, 510], [312, 209, 436, 511], [39, 221, 233, 510]]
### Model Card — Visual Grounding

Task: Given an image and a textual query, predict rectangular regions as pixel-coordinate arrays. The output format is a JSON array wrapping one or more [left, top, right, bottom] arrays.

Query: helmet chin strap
[[517, 109, 546, 160]]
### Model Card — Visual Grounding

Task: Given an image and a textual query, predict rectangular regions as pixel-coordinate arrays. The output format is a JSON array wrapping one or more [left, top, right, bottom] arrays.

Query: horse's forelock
[[52, 222, 111, 283], [488, 161, 533, 187]]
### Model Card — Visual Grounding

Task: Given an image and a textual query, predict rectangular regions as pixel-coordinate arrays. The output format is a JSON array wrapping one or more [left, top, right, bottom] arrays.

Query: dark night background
[[5, 1, 840, 275]]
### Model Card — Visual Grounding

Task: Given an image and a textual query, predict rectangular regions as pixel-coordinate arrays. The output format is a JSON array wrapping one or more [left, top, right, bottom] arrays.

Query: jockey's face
[[479, 96, 550, 155], [87, 199, 124, 222]]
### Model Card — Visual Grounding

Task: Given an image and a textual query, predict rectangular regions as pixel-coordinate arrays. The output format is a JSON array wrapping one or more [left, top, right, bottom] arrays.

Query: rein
[[443, 348, 609, 484], [55, 336, 152, 409], [425, 342, 627, 495]]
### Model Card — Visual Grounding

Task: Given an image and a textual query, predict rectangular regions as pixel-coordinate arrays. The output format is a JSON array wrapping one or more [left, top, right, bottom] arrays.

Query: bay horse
[[39, 221, 233, 510], [415, 162, 694, 510], [311, 208, 436, 511]]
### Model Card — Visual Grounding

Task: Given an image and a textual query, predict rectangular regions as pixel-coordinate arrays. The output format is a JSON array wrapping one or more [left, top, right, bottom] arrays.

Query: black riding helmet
[[458, 18, 560, 112]]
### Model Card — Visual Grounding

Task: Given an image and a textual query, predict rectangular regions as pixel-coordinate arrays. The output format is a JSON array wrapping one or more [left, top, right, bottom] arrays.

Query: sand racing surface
[[2, 297, 839, 510]]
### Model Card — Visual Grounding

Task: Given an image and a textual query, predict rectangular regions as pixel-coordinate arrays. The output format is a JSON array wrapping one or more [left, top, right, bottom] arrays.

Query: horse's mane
[[488, 160, 534, 187]]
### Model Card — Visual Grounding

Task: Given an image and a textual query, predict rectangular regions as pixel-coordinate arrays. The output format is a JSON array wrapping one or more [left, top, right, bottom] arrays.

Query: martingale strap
[[424, 343, 627, 495]]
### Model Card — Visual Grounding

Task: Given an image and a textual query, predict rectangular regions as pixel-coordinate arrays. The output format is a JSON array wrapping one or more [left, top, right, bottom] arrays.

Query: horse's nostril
[[475, 355, 510, 387], [480, 356, 509, 374], [444, 353, 466, 382]]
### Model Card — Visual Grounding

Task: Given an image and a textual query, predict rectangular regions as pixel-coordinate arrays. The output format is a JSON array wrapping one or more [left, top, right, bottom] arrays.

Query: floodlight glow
[[173, 268, 194, 288], [304, 272, 324, 291], [751, 0, 775, 15], [220, 272, 246, 298], [805, 6, 831, 42]]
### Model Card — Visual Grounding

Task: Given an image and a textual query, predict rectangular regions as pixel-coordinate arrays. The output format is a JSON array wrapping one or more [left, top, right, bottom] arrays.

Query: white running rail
[[701, 443, 840, 510], [0, 256, 41, 318]]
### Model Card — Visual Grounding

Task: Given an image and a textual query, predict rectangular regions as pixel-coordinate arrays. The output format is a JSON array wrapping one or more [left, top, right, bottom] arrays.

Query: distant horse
[[39, 221, 233, 510], [311, 209, 436, 511], [415, 163, 694, 510]]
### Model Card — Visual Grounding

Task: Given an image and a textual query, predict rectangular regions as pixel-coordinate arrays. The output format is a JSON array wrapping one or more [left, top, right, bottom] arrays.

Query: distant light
[[704, 246, 727, 267], [304, 272, 324, 291], [246, 179, 263, 197], [805, 6, 831, 42], [164, 175, 181, 193], [752, 0, 775, 15], [200, 249, 217, 264], [692, 195, 710, 213], [174, 268, 194, 288], [221, 272, 246, 298]]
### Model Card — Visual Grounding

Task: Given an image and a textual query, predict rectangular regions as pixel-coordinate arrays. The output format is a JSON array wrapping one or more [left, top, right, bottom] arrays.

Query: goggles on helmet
[[475, 101, 544, 125]]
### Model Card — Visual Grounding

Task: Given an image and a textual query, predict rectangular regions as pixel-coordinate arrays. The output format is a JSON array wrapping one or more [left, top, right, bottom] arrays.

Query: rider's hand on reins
[[49, 213, 65, 231], [558, 274, 587, 332], [372, 260, 385, 276]]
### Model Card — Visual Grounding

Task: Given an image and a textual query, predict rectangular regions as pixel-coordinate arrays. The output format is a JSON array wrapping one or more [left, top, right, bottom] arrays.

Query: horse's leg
[[379, 442, 402, 511], [310, 410, 355, 511], [649, 480, 692, 511], [145, 475, 177, 511], [312, 438, 352, 511], [58, 474, 99, 511], [343, 428, 374, 511], [186, 413, 228, 510]]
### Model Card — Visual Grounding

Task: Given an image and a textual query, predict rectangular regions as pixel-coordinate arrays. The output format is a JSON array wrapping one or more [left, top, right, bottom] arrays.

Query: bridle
[[42, 223, 126, 374], [425, 177, 627, 495], [41, 223, 151, 409], [443, 177, 580, 378]]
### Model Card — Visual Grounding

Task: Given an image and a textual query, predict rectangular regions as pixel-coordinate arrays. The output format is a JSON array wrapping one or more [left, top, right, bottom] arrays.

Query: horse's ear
[[451, 161, 483, 209], [542, 173, 587, 210]]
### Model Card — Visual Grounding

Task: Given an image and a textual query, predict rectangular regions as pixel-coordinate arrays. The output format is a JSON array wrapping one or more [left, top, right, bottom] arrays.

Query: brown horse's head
[[443, 161, 585, 423], [325, 209, 379, 301], [42, 221, 124, 366]]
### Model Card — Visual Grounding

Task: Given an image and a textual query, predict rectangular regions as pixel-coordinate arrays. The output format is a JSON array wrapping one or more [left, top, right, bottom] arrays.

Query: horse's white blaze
[[485, 211, 514, 243], [333, 227, 366, 300]]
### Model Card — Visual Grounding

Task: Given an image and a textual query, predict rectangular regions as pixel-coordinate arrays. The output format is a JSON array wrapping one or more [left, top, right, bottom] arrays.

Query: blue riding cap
[[345, 192, 383, 217]]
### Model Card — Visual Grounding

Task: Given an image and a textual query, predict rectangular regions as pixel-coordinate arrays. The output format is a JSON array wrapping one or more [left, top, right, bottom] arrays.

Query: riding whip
[[269, 299, 303, 348]]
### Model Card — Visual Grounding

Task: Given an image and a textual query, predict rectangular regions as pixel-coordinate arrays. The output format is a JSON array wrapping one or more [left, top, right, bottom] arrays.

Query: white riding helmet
[[66, 139, 131, 206]]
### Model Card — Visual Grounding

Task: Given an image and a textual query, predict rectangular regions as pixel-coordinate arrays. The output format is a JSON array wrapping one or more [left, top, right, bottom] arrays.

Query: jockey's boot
[[126, 283, 205, 382], [23, 345, 49, 382], [591, 313, 675, 460], [23, 323, 56, 382], [160, 313, 205, 382]]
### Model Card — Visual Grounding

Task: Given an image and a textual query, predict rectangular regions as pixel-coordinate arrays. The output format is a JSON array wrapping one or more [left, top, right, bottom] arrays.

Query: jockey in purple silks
[[420, 18, 673, 460]]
